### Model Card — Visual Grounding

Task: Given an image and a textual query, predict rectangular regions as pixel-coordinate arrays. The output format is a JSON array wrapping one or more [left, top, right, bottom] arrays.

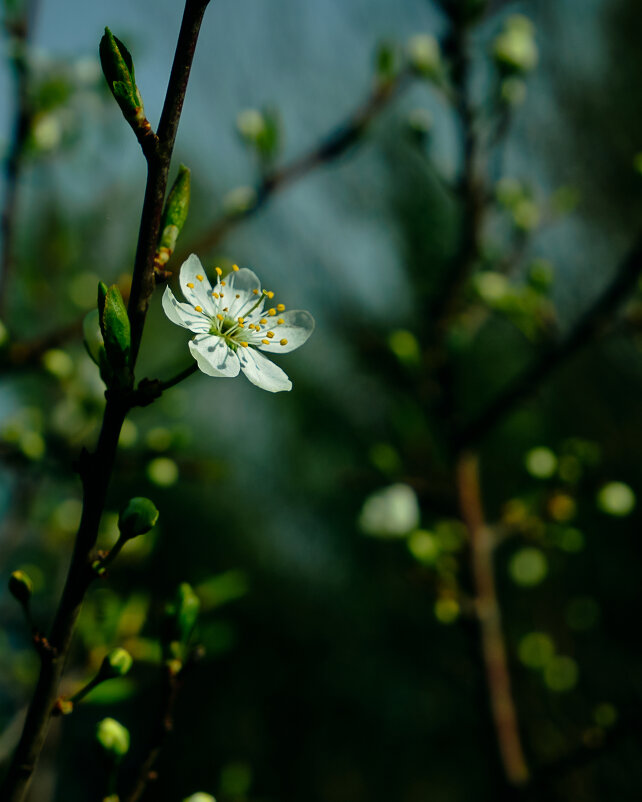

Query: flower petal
[[189, 335, 240, 377], [162, 286, 211, 333], [255, 309, 315, 353], [238, 346, 292, 392], [179, 254, 216, 314], [225, 268, 263, 318]]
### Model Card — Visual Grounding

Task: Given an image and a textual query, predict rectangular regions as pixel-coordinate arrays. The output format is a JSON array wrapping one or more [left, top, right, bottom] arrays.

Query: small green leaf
[[118, 497, 159, 539]]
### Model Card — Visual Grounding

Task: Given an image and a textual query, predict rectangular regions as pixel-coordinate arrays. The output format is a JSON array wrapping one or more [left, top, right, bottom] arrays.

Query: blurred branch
[[456, 451, 530, 788], [456, 232, 642, 448], [123, 657, 197, 802], [0, 3, 212, 800], [0, 0, 39, 318], [176, 70, 413, 260]]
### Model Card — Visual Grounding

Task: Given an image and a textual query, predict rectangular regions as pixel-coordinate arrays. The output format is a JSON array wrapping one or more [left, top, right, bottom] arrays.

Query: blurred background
[[2, 0, 642, 800]]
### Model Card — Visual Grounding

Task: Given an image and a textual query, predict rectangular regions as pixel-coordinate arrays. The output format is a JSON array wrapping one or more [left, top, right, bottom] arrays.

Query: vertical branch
[[0, 0, 39, 317], [0, 3, 211, 800], [456, 451, 530, 788]]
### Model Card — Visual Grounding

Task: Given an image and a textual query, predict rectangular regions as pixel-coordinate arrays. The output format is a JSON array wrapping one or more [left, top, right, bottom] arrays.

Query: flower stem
[[160, 361, 199, 392], [0, 3, 211, 799]]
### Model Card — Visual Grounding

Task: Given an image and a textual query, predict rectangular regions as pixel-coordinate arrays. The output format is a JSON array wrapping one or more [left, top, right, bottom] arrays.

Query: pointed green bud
[[118, 497, 159, 540], [165, 582, 200, 646], [101, 284, 131, 373], [96, 717, 130, 758], [156, 165, 191, 269], [99, 28, 145, 124], [99, 647, 133, 679], [9, 570, 33, 605]]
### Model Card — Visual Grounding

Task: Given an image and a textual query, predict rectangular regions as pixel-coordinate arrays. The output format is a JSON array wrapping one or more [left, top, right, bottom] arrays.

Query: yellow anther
[[280, 339, 288, 346], [240, 341, 248, 347], [238, 317, 245, 323], [252, 288, 260, 295], [187, 282, 195, 289], [277, 303, 285, 312], [216, 314, 224, 321], [194, 305, 203, 313], [221, 281, 226, 286], [277, 318, 284, 325], [213, 292, 219, 298], [267, 331, 275, 339], [235, 293, 240, 299], [268, 308, 276, 316], [220, 293, 224, 298], [259, 318, 267, 325], [196, 274, 204, 281], [266, 291, 275, 299], [215, 267, 223, 276], [223, 307, 229, 312], [237, 322, 245, 328], [233, 264, 240, 271], [261, 339, 270, 345]]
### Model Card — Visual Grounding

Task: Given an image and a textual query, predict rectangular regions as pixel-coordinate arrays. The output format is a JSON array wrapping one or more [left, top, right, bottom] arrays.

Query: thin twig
[[456, 232, 642, 449], [456, 451, 530, 787], [176, 70, 412, 261], [0, 4, 211, 799], [0, 0, 39, 317]]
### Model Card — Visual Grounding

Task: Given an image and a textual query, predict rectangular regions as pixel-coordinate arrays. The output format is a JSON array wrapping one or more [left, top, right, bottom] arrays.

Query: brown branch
[[0, 0, 39, 317], [456, 451, 530, 788], [177, 70, 412, 260], [0, 4, 211, 799], [456, 232, 642, 449]]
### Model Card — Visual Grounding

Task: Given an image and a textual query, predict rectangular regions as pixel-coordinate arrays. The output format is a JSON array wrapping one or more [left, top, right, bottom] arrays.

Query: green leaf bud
[[157, 165, 191, 269], [165, 582, 200, 646], [99, 647, 133, 679], [100, 284, 131, 372], [407, 34, 441, 78], [183, 795, 217, 802], [493, 15, 538, 74], [9, 570, 33, 605], [118, 497, 159, 539], [99, 28, 145, 124], [375, 41, 399, 83], [96, 717, 130, 758]]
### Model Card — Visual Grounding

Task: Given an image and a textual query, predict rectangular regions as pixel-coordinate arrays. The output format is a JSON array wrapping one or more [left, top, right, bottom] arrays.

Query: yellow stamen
[[196, 274, 204, 281], [187, 282, 194, 289], [240, 341, 248, 347], [216, 314, 224, 321], [213, 292, 219, 298], [268, 308, 276, 316], [252, 288, 259, 295], [259, 318, 267, 325], [223, 307, 229, 312], [233, 264, 239, 271], [238, 317, 245, 323], [237, 322, 245, 328], [277, 303, 285, 312], [221, 281, 226, 286], [266, 290, 275, 299], [235, 293, 240, 299], [267, 331, 274, 339], [280, 339, 288, 346], [277, 318, 284, 325], [194, 306, 203, 313], [261, 339, 270, 345], [215, 267, 223, 276]]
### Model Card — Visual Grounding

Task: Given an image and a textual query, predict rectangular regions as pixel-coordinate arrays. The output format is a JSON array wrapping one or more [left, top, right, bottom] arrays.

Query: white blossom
[[162, 254, 314, 393]]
